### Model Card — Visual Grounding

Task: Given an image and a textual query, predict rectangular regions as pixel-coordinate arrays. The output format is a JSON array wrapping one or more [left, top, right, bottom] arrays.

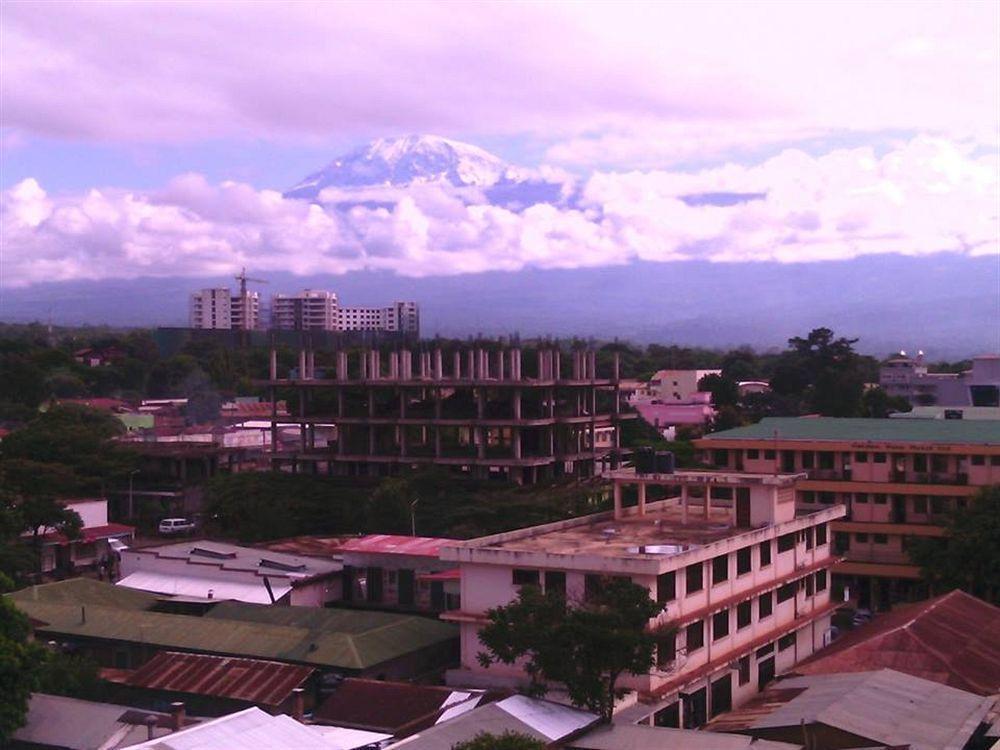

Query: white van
[[158, 517, 196, 535]]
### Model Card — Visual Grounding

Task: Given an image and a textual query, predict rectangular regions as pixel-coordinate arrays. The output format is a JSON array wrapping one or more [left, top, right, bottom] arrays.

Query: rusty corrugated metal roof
[[126, 651, 313, 707], [335, 534, 456, 557], [793, 590, 1000, 695]]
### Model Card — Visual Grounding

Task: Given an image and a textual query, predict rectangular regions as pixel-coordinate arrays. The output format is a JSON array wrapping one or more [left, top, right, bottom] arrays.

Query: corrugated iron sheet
[[127, 651, 313, 707], [336, 534, 454, 557]]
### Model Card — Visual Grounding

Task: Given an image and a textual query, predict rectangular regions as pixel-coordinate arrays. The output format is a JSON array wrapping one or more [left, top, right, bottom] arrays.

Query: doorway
[[736, 488, 751, 528], [758, 657, 775, 691]]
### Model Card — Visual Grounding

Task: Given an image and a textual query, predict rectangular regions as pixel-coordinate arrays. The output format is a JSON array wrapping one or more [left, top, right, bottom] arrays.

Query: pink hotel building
[[440, 470, 844, 728]]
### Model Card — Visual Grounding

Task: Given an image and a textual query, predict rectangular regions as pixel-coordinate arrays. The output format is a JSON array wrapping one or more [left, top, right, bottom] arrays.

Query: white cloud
[[2, 136, 996, 289]]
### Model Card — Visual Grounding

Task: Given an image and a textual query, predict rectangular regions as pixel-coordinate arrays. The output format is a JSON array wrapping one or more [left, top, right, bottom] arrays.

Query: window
[[778, 633, 795, 651], [971, 455, 985, 466], [747, 449, 759, 460], [712, 486, 734, 501], [656, 632, 677, 667], [932, 454, 948, 472], [756, 642, 774, 659], [738, 655, 751, 686], [801, 491, 816, 504], [835, 531, 850, 552], [815, 570, 827, 591], [686, 562, 703, 595], [992, 456, 1000, 467], [736, 547, 752, 576], [801, 451, 814, 469], [584, 574, 603, 601], [764, 449, 775, 460], [931, 497, 948, 514], [545, 571, 566, 596], [914, 454, 928, 472], [713, 610, 730, 640], [712, 555, 729, 585], [874, 452, 887, 463], [656, 571, 676, 603], [805, 576, 814, 596], [513, 569, 540, 587], [758, 591, 773, 619], [854, 451, 868, 463], [777, 583, 796, 603], [760, 540, 772, 567], [816, 523, 827, 546], [855, 493, 869, 503], [686, 620, 705, 651], [737, 600, 752, 629], [805, 527, 814, 550], [913, 496, 928, 514], [874, 494, 887, 505], [777, 533, 795, 553], [873, 534, 888, 544], [856, 533, 869, 543], [819, 492, 835, 505], [713, 449, 728, 466]]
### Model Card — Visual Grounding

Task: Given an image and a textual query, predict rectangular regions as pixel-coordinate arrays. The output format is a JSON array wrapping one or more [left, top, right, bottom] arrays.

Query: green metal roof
[[702, 417, 1000, 445], [8, 580, 457, 671]]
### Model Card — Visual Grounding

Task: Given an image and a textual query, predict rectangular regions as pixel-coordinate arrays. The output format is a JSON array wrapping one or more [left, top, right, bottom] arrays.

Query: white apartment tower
[[271, 290, 340, 331], [339, 300, 420, 334], [190, 288, 260, 330]]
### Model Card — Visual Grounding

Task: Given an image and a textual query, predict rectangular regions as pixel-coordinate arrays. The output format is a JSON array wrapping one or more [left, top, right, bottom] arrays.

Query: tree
[[860, 387, 911, 418], [477, 579, 663, 722], [452, 732, 546, 750], [0, 597, 44, 744], [909, 486, 1000, 605], [698, 373, 739, 409]]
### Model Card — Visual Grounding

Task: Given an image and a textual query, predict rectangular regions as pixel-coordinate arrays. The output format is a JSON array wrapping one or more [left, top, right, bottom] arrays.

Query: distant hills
[[2, 253, 996, 358]]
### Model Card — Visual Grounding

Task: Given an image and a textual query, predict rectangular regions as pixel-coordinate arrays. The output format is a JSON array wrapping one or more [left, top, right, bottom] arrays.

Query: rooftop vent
[[628, 544, 686, 555], [190, 547, 237, 560], [259, 558, 307, 572]]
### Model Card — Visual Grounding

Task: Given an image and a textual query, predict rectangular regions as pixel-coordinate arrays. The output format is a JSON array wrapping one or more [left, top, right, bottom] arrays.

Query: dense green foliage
[[909, 486, 1000, 605], [452, 732, 546, 750], [205, 469, 610, 542], [477, 579, 663, 721]]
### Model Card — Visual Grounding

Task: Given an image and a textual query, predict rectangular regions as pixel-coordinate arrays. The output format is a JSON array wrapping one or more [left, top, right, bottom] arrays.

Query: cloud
[[1, 1, 996, 148], [2, 136, 996, 289]]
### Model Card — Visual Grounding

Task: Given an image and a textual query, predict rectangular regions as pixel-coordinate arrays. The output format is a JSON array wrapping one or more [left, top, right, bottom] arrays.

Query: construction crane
[[234, 268, 268, 342]]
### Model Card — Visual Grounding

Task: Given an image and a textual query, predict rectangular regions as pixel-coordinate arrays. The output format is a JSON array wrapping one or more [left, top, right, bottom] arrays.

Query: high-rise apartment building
[[271, 290, 339, 331], [189, 288, 260, 330], [338, 301, 420, 334]]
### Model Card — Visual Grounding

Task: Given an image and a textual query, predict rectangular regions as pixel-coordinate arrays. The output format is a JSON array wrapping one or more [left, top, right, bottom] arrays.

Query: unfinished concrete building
[[264, 345, 625, 483]]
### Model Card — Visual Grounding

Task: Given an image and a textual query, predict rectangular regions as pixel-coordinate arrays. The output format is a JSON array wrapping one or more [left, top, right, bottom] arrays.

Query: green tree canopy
[[477, 578, 663, 722], [909, 485, 1000, 605], [452, 732, 546, 750]]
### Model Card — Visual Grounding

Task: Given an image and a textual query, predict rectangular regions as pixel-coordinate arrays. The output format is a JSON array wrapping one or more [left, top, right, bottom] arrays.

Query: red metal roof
[[335, 534, 455, 558], [126, 651, 314, 707], [793, 590, 1000, 695], [40, 523, 134, 546]]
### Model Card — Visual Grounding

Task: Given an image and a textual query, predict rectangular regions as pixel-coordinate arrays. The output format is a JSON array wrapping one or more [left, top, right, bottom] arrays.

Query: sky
[[1, 0, 998, 289]]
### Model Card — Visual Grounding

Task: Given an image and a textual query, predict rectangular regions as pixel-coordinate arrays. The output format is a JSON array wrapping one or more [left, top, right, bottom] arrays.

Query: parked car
[[158, 517, 196, 535]]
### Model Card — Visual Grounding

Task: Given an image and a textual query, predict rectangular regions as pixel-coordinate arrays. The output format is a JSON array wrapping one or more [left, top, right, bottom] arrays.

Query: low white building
[[648, 369, 722, 404], [118, 540, 342, 606], [31, 498, 134, 576]]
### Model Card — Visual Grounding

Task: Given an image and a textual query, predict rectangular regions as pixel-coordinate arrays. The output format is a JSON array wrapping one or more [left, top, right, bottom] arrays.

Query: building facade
[[649, 369, 721, 404], [880, 352, 1000, 407], [263, 345, 625, 484], [440, 470, 844, 728], [338, 301, 419, 335], [190, 288, 260, 330], [271, 290, 339, 331], [695, 417, 1000, 610]]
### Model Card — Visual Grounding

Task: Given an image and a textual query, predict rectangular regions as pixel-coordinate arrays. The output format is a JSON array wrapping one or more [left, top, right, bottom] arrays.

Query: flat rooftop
[[486, 501, 737, 557], [701, 417, 1000, 445], [607, 469, 804, 486]]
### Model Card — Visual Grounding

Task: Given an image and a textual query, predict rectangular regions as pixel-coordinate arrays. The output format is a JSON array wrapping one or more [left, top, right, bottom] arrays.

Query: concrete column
[[389, 352, 398, 380], [434, 349, 443, 380], [467, 350, 476, 380], [307, 350, 315, 379], [681, 485, 688, 524], [613, 482, 623, 520], [497, 350, 505, 381], [269, 348, 277, 380], [298, 350, 307, 380], [554, 350, 561, 380], [338, 351, 348, 381], [434, 426, 441, 458], [638, 481, 647, 516], [705, 488, 711, 518], [454, 351, 462, 379], [360, 351, 368, 380], [513, 428, 522, 459], [513, 389, 522, 420]]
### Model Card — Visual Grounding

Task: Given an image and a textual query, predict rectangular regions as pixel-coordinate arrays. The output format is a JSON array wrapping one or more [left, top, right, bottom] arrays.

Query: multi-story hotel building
[[695, 417, 1000, 610], [440, 469, 844, 728], [189, 287, 260, 330], [880, 352, 1000, 407], [263, 345, 623, 484], [271, 290, 339, 331], [338, 301, 420, 335]]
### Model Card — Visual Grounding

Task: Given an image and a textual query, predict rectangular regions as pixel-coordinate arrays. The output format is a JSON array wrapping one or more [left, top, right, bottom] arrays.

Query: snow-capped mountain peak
[[285, 135, 509, 198]]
